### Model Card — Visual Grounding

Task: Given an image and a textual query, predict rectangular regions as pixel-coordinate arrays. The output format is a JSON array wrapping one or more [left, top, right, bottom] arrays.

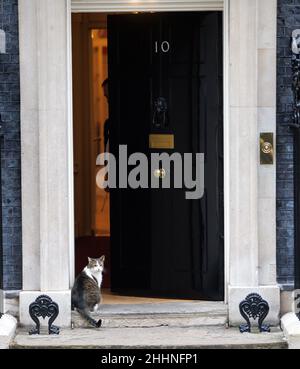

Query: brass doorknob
[[262, 142, 272, 154], [153, 168, 166, 179]]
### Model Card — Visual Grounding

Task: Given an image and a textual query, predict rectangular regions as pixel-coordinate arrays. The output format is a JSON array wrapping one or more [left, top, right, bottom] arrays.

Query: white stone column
[[227, 0, 280, 325], [257, 0, 277, 288], [18, 0, 73, 327]]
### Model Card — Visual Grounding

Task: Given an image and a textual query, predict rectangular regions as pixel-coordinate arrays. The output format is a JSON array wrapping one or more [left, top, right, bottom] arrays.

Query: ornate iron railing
[[239, 293, 270, 333]]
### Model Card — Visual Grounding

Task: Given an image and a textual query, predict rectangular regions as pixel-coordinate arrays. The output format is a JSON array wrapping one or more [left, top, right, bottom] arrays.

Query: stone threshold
[[99, 301, 227, 315], [72, 301, 228, 328]]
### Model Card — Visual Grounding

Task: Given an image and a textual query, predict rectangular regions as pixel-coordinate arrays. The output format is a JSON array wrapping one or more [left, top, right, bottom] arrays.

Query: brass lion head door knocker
[[153, 97, 169, 129]]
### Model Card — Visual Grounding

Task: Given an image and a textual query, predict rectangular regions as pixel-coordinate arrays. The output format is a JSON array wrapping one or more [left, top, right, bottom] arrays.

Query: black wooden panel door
[[108, 12, 223, 300]]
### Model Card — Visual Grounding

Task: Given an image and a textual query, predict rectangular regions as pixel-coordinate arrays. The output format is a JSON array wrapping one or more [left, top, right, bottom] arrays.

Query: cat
[[71, 256, 105, 328]]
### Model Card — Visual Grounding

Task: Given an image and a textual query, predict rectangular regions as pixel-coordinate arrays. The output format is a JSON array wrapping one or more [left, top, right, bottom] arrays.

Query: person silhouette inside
[[101, 78, 110, 192], [102, 78, 110, 152]]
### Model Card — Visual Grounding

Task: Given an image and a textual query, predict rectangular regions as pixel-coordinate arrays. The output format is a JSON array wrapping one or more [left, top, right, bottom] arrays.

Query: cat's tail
[[77, 308, 102, 328]]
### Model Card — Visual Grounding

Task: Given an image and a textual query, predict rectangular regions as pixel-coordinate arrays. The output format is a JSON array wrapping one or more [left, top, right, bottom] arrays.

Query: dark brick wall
[[0, 0, 22, 291], [277, 0, 300, 286]]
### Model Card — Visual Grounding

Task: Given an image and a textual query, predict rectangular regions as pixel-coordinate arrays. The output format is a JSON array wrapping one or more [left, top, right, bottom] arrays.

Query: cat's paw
[[93, 304, 100, 313]]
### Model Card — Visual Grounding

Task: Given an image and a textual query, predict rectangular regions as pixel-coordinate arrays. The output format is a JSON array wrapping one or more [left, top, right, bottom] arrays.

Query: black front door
[[108, 12, 223, 300]]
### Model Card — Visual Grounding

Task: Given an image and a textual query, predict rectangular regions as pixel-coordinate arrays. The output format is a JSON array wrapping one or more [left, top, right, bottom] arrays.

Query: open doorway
[[72, 14, 111, 288], [72, 12, 224, 301]]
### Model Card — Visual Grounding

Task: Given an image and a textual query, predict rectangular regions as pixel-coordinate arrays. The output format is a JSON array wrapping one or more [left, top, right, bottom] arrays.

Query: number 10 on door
[[155, 41, 170, 53]]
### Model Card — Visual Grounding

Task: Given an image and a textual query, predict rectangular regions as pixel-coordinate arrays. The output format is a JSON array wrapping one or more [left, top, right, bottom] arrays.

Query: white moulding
[[71, 0, 224, 12]]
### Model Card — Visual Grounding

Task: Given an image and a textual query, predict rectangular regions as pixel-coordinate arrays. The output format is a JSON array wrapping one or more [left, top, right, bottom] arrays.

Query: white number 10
[[155, 41, 170, 53]]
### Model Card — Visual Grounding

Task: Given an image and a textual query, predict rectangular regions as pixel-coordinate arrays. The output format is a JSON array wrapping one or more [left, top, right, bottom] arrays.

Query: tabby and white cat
[[71, 256, 105, 328]]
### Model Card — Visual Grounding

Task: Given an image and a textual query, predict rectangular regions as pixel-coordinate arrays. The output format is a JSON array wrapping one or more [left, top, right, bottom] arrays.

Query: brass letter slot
[[260, 133, 274, 165], [149, 134, 174, 149]]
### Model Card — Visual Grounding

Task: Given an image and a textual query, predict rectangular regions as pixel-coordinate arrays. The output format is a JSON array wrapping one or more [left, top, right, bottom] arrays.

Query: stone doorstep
[[0, 314, 17, 349], [72, 302, 228, 329], [72, 312, 228, 329], [11, 326, 287, 349], [281, 312, 300, 349]]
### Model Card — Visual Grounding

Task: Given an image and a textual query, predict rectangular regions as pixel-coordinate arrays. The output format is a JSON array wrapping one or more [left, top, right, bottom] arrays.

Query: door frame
[[19, 0, 279, 327], [70, 0, 229, 301]]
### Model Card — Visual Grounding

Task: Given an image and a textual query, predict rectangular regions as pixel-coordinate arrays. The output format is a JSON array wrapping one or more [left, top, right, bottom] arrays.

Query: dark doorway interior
[[72, 12, 224, 300]]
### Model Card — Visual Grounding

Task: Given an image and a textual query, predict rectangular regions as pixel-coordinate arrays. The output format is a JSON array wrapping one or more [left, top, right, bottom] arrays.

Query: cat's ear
[[88, 257, 92, 264], [99, 255, 105, 263]]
